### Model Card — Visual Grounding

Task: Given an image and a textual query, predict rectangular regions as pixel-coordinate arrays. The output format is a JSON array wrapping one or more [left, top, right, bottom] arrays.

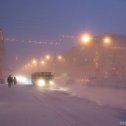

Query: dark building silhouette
[[0, 29, 5, 81]]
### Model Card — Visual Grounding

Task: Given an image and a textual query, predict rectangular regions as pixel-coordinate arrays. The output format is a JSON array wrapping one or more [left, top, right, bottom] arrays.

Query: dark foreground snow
[[0, 85, 124, 126]]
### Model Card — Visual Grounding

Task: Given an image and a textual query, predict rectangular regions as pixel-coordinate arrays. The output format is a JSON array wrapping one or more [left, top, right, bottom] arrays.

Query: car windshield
[[32, 72, 53, 79]]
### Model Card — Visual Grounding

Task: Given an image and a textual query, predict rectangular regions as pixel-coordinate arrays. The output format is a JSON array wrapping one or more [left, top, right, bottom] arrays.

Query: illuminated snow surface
[[0, 83, 125, 126]]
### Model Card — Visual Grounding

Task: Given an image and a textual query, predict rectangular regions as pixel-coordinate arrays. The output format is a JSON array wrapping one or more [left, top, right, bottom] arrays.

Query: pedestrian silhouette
[[13, 77, 17, 85], [7, 75, 13, 88]]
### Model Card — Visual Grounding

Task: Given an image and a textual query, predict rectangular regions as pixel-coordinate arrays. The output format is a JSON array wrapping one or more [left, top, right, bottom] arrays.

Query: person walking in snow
[[13, 77, 17, 85], [7, 75, 13, 88]]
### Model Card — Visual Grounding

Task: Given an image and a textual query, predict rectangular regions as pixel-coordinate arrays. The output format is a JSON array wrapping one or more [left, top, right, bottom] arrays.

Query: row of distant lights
[[4, 34, 77, 44], [5, 38, 61, 46], [4, 34, 112, 48], [24, 55, 63, 69], [4, 33, 112, 45]]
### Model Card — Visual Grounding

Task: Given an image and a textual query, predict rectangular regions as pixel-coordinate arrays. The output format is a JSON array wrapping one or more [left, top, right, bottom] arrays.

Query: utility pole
[[0, 29, 5, 82]]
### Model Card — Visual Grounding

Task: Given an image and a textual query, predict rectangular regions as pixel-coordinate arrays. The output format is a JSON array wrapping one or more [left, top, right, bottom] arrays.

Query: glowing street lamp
[[57, 55, 63, 61], [103, 37, 111, 45], [45, 55, 51, 60], [81, 34, 92, 45], [32, 59, 37, 64], [41, 60, 45, 65]]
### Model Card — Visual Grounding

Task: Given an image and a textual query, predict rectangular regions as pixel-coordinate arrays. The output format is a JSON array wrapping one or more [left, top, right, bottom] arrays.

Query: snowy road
[[0, 85, 124, 126]]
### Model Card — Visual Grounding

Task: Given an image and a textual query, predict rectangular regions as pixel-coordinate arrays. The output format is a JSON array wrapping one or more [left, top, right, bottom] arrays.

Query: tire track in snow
[[28, 88, 90, 126]]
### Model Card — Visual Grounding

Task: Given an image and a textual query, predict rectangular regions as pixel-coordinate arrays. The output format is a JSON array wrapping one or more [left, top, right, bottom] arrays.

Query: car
[[31, 72, 55, 88]]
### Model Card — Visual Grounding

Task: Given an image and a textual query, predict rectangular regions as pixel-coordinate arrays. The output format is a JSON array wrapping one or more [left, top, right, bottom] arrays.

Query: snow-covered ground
[[0, 83, 125, 126], [67, 84, 126, 110], [57, 77, 126, 110]]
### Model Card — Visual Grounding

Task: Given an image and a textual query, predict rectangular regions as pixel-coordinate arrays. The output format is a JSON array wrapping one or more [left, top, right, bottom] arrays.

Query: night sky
[[0, 0, 126, 68]]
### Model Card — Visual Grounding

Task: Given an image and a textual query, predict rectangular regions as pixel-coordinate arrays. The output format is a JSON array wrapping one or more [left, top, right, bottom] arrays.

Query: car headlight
[[49, 80, 55, 86], [37, 79, 46, 87]]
